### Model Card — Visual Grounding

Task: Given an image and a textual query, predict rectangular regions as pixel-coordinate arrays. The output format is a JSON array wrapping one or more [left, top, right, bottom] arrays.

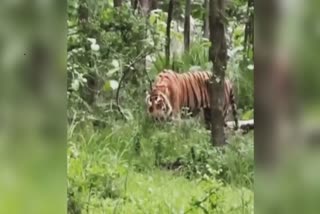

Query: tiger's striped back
[[177, 71, 211, 111], [146, 69, 238, 129]]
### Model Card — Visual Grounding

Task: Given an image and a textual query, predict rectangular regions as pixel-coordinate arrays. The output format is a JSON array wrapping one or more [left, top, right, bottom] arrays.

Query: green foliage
[[242, 109, 254, 120], [68, 1, 160, 123], [150, 39, 211, 75], [227, 17, 254, 111], [68, 117, 253, 213]]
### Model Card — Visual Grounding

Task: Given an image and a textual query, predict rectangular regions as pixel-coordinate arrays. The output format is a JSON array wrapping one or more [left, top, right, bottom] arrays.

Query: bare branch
[[115, 51, 153, 120]]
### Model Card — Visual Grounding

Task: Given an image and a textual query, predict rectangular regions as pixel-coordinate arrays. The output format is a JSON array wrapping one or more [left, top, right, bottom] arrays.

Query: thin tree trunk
[[113, 0, 122, 7], [165, 0, 174, 67], [203, 0, 209, 38], [136, 0, 152, 85], [184, 0, 191, 52], [244, 0, 253, 54], [151, 0, 158, 10], [131, 0, 138, 9], [209, 0, 227, 146]]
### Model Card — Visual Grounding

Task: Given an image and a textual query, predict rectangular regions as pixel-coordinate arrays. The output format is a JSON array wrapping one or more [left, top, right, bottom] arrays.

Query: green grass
[[67, 116, 253, 214], [96, 170, 252, 214]]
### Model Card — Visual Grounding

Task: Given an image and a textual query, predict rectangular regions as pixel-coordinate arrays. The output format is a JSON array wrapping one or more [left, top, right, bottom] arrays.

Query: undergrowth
[[68, 115, 253, 214]]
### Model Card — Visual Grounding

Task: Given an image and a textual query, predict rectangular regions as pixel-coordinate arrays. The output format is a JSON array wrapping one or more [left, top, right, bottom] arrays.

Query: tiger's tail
[[229, 86, 239, 130]]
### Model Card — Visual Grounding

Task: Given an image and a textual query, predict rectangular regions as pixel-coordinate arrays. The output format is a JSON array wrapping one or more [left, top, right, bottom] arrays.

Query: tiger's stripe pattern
[[146, 69, 238, 129]]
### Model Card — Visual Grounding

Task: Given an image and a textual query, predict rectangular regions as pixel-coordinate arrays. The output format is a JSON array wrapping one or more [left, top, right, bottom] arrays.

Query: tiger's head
[[145, 88, 172, 121]]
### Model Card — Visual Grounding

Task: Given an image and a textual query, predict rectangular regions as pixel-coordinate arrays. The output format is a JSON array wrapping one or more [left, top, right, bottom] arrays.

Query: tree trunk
[[255, 0, 279, 167], [209, 0, 227, 146], [165, 0, 174, 67], [184, 0, 191, 52], [113, 0, 122, 7], [203, 0, 210, 38], [131, 0, 138, 9], [244, 0, 254, 54], [139, 0, 151, 15], [136, 0, 152, 85], [151, 0, 158, 10]]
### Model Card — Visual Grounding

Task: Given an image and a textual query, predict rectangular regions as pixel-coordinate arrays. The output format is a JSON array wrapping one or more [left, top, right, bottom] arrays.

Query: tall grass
[[68, 114, 253, 213]]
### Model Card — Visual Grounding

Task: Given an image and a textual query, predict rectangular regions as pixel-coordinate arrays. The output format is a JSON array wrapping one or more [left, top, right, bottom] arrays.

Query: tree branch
[[115, 51, 153, 120]]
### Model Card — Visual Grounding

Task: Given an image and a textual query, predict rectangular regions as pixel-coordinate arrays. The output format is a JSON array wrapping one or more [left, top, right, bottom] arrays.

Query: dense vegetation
[[67, 0, 254, 213]]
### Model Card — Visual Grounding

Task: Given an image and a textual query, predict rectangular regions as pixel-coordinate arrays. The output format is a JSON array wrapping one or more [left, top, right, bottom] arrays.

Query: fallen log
[[226, 119, 254, 134]]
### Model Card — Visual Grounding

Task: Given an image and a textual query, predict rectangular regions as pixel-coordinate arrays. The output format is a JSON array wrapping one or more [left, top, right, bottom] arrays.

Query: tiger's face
[[145, 90, 171, 121]]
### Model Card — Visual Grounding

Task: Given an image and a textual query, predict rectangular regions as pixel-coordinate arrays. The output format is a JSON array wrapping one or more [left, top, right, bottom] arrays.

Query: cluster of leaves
[[67, 0, 161, 124]]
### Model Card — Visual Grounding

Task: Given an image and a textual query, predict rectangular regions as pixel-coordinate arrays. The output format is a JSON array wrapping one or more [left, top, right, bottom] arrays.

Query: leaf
[[149, 13, 158, 25], [87, 38, 96, 44], [242, 109, 254, 120], [189, 66, 202, 71], [104, 80, 119, 91], [107, 68, 119, 76], [111, 60, 120, 68], [122, 109, 133, 121], [150, 9, 163, 14], [247, 64, 254, 70], [71, 80, 80, 91]]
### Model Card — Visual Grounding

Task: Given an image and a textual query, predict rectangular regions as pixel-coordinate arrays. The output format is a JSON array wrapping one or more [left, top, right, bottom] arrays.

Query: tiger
[[145, 69, 239, 129]]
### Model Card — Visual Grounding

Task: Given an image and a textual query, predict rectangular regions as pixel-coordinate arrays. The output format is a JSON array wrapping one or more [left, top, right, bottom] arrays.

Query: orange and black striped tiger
[[145, 69, 238, 129]]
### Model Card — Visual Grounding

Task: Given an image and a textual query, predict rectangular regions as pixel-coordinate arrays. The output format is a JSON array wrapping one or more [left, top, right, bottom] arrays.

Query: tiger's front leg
[[171, 110, 181, 121], [169, 109, 183, 127]]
